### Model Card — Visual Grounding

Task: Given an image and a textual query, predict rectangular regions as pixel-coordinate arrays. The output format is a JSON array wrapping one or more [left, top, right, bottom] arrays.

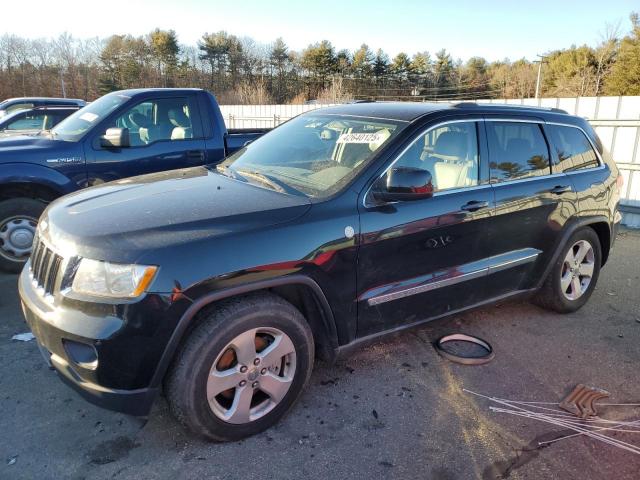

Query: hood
[[41, 166, 311, 262], [0, 134, 65, 158]]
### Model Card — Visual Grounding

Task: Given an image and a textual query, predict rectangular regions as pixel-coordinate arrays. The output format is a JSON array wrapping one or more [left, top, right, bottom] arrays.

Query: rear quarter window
[[546, 124, 600, 172]]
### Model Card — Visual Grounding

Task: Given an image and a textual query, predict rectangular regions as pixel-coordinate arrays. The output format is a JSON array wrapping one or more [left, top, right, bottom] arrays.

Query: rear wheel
[[534, 227, 602, 313], [165, 292, 314, 441], [0, 198, 45, 273]]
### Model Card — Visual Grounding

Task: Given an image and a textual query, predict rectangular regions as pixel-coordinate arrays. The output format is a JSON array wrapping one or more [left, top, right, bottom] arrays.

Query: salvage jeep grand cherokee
[[19, 102, 622, 441]]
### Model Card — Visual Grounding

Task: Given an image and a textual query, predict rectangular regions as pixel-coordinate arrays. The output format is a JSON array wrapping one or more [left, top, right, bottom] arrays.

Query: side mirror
[[372, 166, 434, 202], [100, 127, 130, 148]]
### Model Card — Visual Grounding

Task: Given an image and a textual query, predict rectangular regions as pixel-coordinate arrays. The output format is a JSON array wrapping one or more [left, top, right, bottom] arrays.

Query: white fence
[[219, 97, 640, 227]]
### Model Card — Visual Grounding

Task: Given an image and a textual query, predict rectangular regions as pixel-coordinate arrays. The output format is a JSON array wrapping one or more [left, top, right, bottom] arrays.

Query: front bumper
[[18, 265, 162, 416]]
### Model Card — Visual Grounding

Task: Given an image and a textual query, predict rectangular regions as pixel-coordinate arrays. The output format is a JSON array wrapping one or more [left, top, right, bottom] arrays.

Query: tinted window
[[487, 122, 550, 182], [6, 102, 34, 113], [394, 122, 479, 191], [109, 97, 199, 146], [6, 113, 46, 130], [547, 125, 599, 172]]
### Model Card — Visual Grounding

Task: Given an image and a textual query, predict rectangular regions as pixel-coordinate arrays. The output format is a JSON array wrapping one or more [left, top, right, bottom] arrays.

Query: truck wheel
[[534, 227, 602, 313], [165, 292, 314, 441], [0, 198, 45, 273]]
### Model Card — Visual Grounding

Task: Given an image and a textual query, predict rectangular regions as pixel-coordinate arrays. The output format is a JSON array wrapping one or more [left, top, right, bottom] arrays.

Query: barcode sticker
[[337, 132, 385, 144]]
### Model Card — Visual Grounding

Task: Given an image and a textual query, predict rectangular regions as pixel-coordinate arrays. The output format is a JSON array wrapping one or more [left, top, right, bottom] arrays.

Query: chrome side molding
[[363, 248, 541, 306]]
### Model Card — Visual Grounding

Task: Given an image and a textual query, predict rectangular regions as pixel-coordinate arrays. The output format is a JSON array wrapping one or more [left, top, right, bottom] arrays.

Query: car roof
[[1, 97, 85, 103], [313, 101, 571, 123], [116, 88, 206, 96]]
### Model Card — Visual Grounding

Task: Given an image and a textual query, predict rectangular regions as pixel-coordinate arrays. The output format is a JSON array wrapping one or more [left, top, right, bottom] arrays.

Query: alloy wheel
[[206, 327, 296, 424], [560, 239, 595, 301]]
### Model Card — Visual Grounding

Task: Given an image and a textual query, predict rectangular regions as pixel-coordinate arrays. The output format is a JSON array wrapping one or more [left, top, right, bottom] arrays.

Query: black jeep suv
[[19, 102, 622, 441]]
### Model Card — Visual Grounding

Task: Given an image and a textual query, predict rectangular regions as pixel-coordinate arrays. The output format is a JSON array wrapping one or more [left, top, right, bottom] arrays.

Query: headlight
[[71, 259, 157, 299]]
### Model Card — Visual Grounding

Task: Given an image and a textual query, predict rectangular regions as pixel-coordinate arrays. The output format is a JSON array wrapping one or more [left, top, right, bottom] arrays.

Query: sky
[[3, 0, 637, 61]]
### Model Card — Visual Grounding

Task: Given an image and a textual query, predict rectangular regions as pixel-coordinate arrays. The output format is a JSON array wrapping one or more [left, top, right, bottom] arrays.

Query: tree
[[542, 46, 597, 96], [269, 38, 291, 102], [352, 44, 373, 78], [373, 49, 389, 82], [390, 52, 411, 81], [198, 31, 231, 89], [300, 40, 337, 93], [461, 57, 490, 98], [604, 12, 640, 95], [336, 49, 351, 76], [433, 49, 454, 95], [149, 29, 179, 87]]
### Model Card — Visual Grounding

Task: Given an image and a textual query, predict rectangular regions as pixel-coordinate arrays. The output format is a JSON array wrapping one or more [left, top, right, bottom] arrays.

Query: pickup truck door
[[84, 95, 208, 185]]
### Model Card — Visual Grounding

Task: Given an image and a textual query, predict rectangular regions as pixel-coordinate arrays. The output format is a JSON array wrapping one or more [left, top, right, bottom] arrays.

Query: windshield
[[50, 92, 130, 142], [217, 114, 404, 198]]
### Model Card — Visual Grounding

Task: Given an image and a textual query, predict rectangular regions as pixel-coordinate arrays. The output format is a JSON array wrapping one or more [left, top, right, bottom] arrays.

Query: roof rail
[[452, 102, 568, 114]]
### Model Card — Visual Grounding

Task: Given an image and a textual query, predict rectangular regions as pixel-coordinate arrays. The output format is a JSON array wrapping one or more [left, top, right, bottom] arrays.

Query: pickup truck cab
[[19, 102, 622, 441], [0, 88, 266, 272]]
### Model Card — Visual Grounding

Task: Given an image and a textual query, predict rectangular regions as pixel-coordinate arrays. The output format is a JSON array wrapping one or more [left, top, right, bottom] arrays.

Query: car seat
[[169, 108, 193, 140]]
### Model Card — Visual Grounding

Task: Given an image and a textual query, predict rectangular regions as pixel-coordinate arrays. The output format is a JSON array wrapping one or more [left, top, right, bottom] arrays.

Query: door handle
[[460, 200, 489, 212], [549, 185, 572, 195], [187, 150, 205, 161]]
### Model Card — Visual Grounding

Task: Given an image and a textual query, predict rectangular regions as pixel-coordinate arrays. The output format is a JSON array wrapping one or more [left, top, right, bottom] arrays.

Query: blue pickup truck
[[0, 88, 267, 272]]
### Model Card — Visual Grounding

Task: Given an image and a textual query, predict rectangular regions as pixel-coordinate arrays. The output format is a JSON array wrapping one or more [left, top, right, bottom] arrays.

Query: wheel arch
[[0, 163, 75, 203], [536, 216, 612, 289], [150, 275, 340, 389], [0, 181, 63, 203]]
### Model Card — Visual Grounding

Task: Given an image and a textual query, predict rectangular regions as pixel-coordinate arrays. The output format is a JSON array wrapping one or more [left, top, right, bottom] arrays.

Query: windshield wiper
[[236, 169, 304, 196]]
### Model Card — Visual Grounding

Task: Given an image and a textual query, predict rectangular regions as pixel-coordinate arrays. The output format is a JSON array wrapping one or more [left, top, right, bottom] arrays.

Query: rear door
[[483, 117, 578, 298], [356, 118, 495, 337], [85, 94, 207, 185]]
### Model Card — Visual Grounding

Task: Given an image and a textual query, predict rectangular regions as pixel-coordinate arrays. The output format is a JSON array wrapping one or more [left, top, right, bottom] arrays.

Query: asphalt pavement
[[1, 229, 639, 480]]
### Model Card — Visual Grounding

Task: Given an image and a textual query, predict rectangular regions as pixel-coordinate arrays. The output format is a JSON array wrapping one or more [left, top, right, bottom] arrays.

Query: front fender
[[148, 274, 339, 388], [0, 162, 78, 195]]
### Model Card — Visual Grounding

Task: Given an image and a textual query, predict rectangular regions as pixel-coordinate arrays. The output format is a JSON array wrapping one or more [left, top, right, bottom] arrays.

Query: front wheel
[[534, 227, 602, 313], [165, 292, 314, 441], [0, 198, 46, 273]]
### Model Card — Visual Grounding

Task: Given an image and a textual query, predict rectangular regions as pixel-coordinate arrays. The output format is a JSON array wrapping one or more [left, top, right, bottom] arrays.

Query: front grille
[[30, 236, 63, 296]]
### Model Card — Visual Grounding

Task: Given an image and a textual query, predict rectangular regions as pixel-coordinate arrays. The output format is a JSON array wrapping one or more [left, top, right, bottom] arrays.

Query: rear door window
[[486, 121, 551, 182], [546, 124, 600, 172]]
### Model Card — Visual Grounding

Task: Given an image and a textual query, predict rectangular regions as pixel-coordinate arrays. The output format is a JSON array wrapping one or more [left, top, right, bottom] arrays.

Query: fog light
[[62, 339, 98, 370]]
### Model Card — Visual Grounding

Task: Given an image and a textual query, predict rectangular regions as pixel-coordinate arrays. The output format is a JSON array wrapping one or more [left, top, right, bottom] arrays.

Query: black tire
[[165, 292, 314, 441], [534, 227, 602, 314], [0, 198, 46, 273]]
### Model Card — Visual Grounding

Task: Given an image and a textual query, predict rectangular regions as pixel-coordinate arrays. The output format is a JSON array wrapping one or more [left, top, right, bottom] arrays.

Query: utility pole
[[534, 54, 546, 99]]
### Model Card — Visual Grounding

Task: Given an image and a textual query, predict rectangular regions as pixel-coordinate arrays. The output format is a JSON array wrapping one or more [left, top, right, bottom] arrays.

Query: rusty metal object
[[559, 384, 610, 418]]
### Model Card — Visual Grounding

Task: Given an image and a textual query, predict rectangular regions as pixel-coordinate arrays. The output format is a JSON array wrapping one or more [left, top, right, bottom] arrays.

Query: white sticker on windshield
[[79, 112, 98, 122], [336, 132, 385, 144]]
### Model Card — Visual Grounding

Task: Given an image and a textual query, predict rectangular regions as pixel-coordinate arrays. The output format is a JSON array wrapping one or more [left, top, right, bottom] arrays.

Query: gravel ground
[[1, 229, 639, 480]]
